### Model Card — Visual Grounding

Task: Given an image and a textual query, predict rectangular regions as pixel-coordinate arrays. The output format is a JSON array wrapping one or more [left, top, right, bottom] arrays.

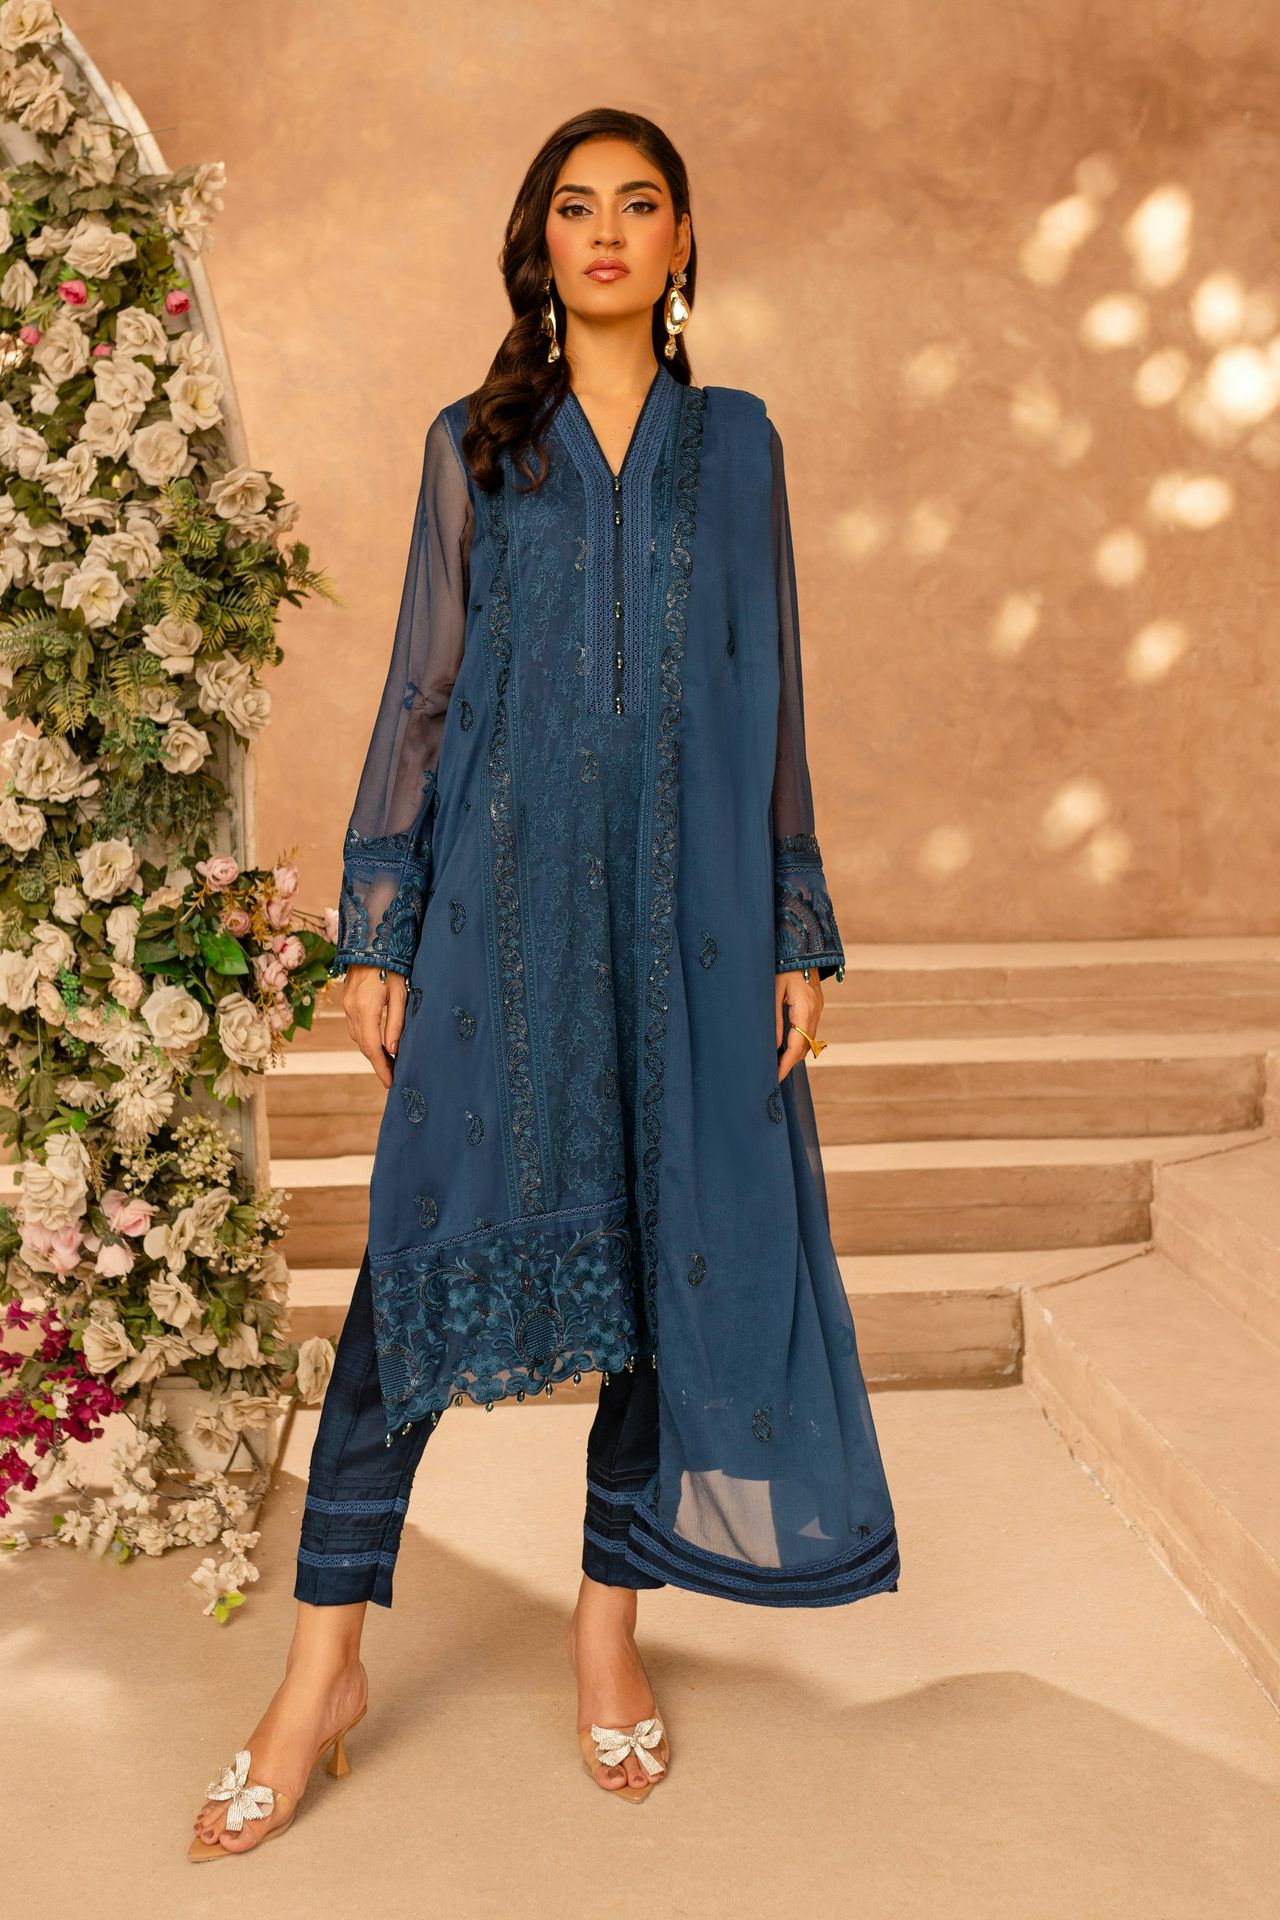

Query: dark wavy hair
[[460, 108, 696, 494]]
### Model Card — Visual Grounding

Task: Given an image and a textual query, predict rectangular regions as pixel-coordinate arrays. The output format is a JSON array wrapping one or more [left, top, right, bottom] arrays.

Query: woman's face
[[545, 136, 690, 330]]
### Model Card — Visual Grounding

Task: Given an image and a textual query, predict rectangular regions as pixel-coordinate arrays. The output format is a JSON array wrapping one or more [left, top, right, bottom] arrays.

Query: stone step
[[1151, 1137, 1280, 1353], [265, 1034, 1279, 1158], [807, 1031, 1276, 1144], [270, 1133, 1262, 1272], [285, 1244, 1147, 1392], [837, 1243, 1145, 1386], [816, 937, 1280, 1042], [1022, 1247, 1280, 1709], [818, 1129, 1264, 1254]]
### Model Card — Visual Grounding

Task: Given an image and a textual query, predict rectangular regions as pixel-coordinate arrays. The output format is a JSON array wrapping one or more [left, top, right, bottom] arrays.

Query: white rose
[[63, 216, 137, 278], [224, 1390, 284, 1432], [164, 367, 223, 434], [22, 218, 73, 261], [141, 614, 201, 673], [108, 962, 145, 1010], [31, 310, 90, 385], [296, 1336, 335, 1404], [105, 901, 140, 962], [193, 655, 250, 714], [112, 305, 168, 361], [77, 400, 135, 460], [216, 1321, 262, 1370], [0, 947, 40, 1008], [128, 417, 192, 488], [158, 719, 211, 775], [8, 728, 99, 803], [170, 329, 218, 375], [208, 465, 270, 523], [93, 353, 154, 413], [51, 882, 87, 921], [16, 64, 72, 136], [17, 1130, 88, 1230], [0, 2, 61, 52], [222, 678, 271, 740], [140, 980, 209, 1050], [41, 441, 98, 508], [216, 991, 273, 1070], [1, 256, 34, 307], [0, 793, 46, 854], [64, 117, 119, 190], [61, 560, 127, 629], [148, 1270, 203, 1329], [5, 420, 51, 477], [76, 836, 140, 901], [29, 918, 74, 977], [82, 1309, 139, 1376]]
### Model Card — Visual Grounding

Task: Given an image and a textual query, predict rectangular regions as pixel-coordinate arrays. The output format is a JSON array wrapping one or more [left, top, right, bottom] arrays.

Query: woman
[[188, 106, 898, 1855]]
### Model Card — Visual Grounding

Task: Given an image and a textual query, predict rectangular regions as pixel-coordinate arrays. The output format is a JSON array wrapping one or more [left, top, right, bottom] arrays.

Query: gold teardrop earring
[[542, 274, 561, 363], [663, 267, 690, 359]]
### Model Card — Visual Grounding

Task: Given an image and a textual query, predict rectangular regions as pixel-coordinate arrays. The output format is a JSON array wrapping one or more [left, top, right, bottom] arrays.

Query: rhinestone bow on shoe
[[581, 1712, 670, 1800], [205, 1749, 279, 1832]]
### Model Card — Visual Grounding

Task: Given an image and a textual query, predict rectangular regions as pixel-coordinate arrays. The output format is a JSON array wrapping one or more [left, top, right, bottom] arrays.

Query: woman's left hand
[[776, 968, 823, 1082]]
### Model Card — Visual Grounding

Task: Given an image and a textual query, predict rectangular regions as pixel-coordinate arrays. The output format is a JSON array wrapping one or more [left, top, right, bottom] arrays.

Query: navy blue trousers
[[293, 1246, 665, 1607]]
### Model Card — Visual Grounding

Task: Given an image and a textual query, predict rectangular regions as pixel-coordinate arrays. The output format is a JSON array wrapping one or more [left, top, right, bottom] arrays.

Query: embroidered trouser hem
[[293, 1245, 665, 1607]]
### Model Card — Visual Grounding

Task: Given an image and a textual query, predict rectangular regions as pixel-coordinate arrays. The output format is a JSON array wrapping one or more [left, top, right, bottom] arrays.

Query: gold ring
[[790, 1023, 827, 1059]]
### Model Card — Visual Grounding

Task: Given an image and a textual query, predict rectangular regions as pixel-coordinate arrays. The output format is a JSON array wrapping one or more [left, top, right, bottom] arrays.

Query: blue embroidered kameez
[[328, 363, 899, 1606]]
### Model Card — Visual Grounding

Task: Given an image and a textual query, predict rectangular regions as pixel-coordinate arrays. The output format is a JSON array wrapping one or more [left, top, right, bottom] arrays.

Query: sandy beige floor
[[4, 1383, 1278, 1917]]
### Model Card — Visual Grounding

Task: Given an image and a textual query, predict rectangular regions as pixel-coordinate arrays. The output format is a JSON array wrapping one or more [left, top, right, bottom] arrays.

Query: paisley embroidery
[[449, 899, 467, 934], [406, 984, 423, 1018], [457, 698, 474, 730], [465, 1110, 485, 1144], [329, 768, 437, 976], [595, 960, 611, 995], [752, 1405, 774, 1441], [773, 832, 844, 973], [698, 932, 719, 969], [579, 746, 598, 782], [401, 1084, 426, 1124], [416, 1193, 438, 1230], [603, 1064, 617, 1100], [766, 1086, 783, 1124], [453, 1004, 476, 1039], [639, 385, 708, 1336], [587, 854, 605, 889], [687, 1250, 706, 1287]]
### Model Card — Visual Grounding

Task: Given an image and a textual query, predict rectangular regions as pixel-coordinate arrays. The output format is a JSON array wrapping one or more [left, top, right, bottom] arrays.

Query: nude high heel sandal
[[186, 1703, 368, 1861], [578, 1712, 670, 1804]]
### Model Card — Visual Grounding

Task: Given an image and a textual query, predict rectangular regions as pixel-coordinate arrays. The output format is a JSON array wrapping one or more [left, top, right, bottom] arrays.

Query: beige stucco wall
[[61, 0, 1280, 940]]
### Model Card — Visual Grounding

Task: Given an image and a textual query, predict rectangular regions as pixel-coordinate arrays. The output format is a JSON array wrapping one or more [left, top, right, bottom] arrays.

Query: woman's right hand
[[341, 964, 408, 1089]]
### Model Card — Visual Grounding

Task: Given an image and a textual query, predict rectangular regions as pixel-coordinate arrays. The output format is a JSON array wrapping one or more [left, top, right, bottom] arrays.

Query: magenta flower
[[58, 279, 88, 306], [164, 289, 190, 315], [18, 324, 41, 346]]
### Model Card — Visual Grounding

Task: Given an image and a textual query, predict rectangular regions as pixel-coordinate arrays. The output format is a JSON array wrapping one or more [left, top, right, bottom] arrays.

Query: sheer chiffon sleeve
[[328, 411, 473, 979], [768, 419, 845, 983]]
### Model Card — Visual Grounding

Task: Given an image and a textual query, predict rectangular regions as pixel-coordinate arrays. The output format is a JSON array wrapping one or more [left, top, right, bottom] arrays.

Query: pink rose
[[265, 894, 293, 930], [101, 1189, 156, 1237], [18, 324, 41, 346], [267, 991, 293, 1032], [91, 341, 113, 357], [257, 953, 289, 992], [58, 280, 88, 306], [95, 1240, 136, 1278], [223, 906, 252, 935], [323, 905, 339, 942], [273, 862, 300, 897], [164, 289, 190, 315], [21, 1224, 84, 1276], [198, 854, 240, 890], [273, 934, 305, 970]]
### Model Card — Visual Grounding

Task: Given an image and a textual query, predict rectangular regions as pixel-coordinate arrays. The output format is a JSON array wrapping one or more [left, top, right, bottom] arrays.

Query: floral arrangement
[[0, 1, 341, 1619]]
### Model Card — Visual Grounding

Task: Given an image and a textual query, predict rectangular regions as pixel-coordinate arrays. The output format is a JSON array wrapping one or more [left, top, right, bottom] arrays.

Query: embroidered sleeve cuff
[[774, 832, 845, 981], [328, 829, 433, 981]]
